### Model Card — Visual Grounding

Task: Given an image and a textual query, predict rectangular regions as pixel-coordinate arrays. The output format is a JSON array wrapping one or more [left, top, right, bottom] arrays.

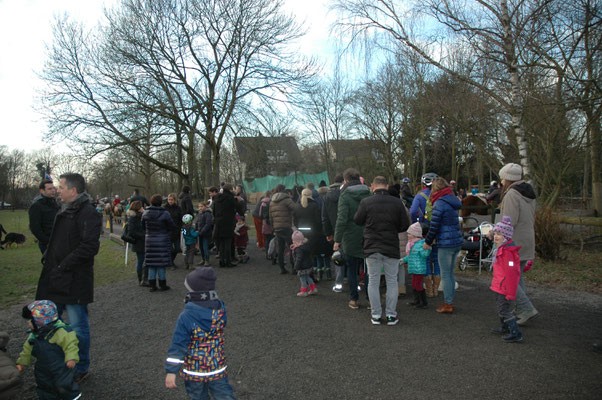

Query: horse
[[460, 194, 490, 217], [113, 203, 124, 224]]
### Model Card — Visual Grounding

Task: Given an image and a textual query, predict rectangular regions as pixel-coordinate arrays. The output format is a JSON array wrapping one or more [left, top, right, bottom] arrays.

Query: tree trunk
[[176, 129, 183, 189]]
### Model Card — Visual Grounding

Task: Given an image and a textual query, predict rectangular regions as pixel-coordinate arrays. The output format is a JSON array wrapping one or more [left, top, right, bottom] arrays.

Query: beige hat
[[499, 163, 522, 182]]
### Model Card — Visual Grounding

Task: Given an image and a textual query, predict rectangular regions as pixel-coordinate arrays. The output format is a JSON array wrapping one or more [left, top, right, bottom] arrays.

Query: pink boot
[[308, 283, 318, 295], [297, 287, 309, 297]]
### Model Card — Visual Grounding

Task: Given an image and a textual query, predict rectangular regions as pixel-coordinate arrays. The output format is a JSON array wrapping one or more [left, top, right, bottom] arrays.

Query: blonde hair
[[168, 193, 177, 201], [300, 188, 312, 208], [430, 177, 450, 199]]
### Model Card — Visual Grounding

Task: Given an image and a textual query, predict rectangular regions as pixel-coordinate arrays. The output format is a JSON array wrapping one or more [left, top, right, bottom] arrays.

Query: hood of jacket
[[317, 186, 328, 196], [271, 192, 291, 203], [343, 182, 370, 200], [508, 181, 536, 200]]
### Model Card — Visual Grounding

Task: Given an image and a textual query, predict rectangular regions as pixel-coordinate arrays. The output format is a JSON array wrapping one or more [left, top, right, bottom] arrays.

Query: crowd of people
[[3, 162, 541, 399]]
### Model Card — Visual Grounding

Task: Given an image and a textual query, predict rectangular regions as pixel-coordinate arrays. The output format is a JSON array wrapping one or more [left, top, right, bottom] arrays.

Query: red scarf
[[430, 187, 453, 204]]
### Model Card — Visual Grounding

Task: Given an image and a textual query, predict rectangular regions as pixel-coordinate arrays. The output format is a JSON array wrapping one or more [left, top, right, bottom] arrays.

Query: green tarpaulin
[[243, 171, 329, 194]]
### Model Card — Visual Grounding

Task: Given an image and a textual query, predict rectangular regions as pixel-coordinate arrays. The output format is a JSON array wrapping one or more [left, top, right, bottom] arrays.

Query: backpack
[[419, 192, 433, 221], [121, 221, 136, 244]]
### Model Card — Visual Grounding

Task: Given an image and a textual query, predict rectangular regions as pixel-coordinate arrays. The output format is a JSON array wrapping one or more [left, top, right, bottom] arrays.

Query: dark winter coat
[[0, 332, 22, 399], [293, 198, 324, 255], [178, 192, 195, 216], [322, 183, 340, 237], [293, 242, 313, 273], [195, 209, 213, 237], [127, 211, 146, 253], [28, 195, 60, 245], [334, 181, 371, 258], [164, 203, 183, 241], [354, 188, 410, 259], [142, 206, 176, 268], [130, 194, 150, 207], [213, 190, 245, 239], [259, 197, 273, 235], [269, 192, 298, 231], [36, 193, 101, 305], [425, 194, 463, 248]]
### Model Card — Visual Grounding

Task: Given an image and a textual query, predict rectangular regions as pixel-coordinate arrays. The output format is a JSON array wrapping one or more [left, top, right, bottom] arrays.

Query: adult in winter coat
[[129, 188, 150, 207], [333, 168, 371, 309], [322, 174, 344, 291], [252, 195, 266, 249], [35, 173, 101, 382], [143, 194, 176, 292], [354, 176, 410, 325], [498, 163, 538, 325], [269, 184, 299, 274], [178, 185, 195, 216], [28, 178, 60, 254], [126, 201, 148, 286], [212, 184, 245, 268], [259, 191, 274, 259], [195, 201, 213, 266], [423, 178, 463, 313], [164, 193, 183, 267], [293, 189, 323, 256]]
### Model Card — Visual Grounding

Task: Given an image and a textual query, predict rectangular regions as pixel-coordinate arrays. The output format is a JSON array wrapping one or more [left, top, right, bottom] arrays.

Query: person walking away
[[143, 194, 176, 292], [322, 174, 344, 292], [269, 184, 298, 274], [165, 267, 235, 399], [164, 193, 183, 269], [333, 168, 371, 310], [487, 181, 502, 208], [213, 184, 245, 268], [498, 163, 539, 325], [17, 301, 80, 399], [354, 176, 410, 324], [388, 185, 409, 297], [28, 178, 60, 254], [233, 216, 249, 263], [403, 222, 431, 309], [293, 189, 327, 280], [423, 178, 463, 313], [259, 191, 274, 260], [127, 200, 148, 286], [178, 186, 195, 216], [182, 214, 199, 269], [130, 188, 150, 207], [291, 230, 317, 296], [35, 173, 100, 383], [251, 195, 266, 249], [196, 202, 213, 266], [400, 177, 414, 208], [489, 216, 524, 342]]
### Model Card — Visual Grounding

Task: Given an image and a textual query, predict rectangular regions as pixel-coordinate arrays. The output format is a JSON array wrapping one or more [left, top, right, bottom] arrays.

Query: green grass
[[456, 247, 602, 294], [0, 210, 136, 307]]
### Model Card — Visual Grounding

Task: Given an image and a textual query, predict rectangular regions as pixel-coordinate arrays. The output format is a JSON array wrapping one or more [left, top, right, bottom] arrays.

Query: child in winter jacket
[[0, 332, 22, 400], [292, 230, 317, 297], [489, 216, 523, 343], [16, 300, 80, 400], [234, 216, 249, 263], [182, 214, 199, 269], [403, 222, 431, 309], [195, 202, 213, 266], [165, 267, 235, 399]]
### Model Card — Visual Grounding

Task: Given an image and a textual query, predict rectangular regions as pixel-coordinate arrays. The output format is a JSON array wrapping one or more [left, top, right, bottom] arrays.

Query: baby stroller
[[458, 219, 494, 273]]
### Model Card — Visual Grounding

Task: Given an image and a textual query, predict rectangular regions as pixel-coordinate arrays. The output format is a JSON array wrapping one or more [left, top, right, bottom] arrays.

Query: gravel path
[[2, 243, 601, 399]]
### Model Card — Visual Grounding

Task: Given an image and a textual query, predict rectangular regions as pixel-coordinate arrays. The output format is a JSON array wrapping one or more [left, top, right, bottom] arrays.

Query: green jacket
[[334, 182, 371, 258], [16, 320, 79, 366]]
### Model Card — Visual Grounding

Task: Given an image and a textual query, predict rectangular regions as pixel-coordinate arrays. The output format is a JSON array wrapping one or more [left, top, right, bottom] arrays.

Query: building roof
[[329, 139, 384, 161], [234, 136, 301, 165]]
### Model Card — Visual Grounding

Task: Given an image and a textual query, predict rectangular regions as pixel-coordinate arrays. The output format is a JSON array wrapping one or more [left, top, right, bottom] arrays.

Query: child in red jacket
[[490, 216, 523, 343], [234, 216, 249, 263]]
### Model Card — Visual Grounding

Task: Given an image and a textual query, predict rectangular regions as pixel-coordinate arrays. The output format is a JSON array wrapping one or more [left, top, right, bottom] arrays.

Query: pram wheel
[[457, 254, 468, 271]]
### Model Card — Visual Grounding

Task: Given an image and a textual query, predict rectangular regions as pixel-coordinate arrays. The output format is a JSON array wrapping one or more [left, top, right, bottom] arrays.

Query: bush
[[534, 207, 564, 261]]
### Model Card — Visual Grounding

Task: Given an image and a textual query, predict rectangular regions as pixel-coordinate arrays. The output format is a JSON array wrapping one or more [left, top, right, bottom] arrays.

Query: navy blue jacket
[[142, 206, 176, 268], [425, 194, 463, 248], [195, 210, 213, 237]]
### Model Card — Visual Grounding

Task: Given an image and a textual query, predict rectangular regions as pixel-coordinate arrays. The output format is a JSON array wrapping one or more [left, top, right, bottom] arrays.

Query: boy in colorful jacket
[[16, 300, 81, 400], [489, 216, 523, 343], [165, 267, 235, 399]]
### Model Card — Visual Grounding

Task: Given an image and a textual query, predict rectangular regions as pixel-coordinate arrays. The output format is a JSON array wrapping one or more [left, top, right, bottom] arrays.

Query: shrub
[[534, 207, 564, 261]]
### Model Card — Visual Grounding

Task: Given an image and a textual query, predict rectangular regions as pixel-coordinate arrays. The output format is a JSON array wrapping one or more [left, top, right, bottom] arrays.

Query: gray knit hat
[[185, 267, 217, 292], [499, 163, 522, 182]]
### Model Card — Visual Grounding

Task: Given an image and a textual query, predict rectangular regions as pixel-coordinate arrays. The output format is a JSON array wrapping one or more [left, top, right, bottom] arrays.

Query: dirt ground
[[2, 243, 601, 399]]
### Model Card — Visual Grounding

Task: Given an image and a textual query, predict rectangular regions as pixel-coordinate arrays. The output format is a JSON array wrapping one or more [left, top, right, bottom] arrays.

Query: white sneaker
[[517, 308, 539, 326]]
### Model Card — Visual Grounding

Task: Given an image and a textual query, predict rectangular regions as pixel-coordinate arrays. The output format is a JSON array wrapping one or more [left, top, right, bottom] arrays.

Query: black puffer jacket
[[127, 210, 146, 253], [178, 192, 194, 216], [142, 206, 175, 268], [36, 194, 101, 305], [354, 189, 410, 259], [28, 195, 60, 245], [321, 184, 340, 237], [164, 203, 183, 241], [293, 198, 323, 255], [213, 190, 245, 238]]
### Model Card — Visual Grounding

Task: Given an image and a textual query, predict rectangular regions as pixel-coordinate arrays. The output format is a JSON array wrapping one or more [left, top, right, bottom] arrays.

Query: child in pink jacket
[[490, 216, 523, 343]]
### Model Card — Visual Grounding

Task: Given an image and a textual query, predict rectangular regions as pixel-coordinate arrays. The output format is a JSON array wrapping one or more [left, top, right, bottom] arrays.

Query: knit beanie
[[185, 267, 217, 292], [25, 300, 58, 328], [499, 163, 522, 181], [292, 230, 305, 247], [407, 222, 423, 238], [493, 216, 514, 241]]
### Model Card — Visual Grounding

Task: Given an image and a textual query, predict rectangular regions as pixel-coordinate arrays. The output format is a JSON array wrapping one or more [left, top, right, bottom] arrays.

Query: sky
[[0, 0, 335, 153]]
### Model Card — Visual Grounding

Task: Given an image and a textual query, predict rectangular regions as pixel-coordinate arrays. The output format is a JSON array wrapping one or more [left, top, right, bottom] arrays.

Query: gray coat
[[499, 181, 536, 261]]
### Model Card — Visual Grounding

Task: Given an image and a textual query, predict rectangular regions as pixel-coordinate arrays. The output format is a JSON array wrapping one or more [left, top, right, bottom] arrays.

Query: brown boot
[[432, 275, 441, 298], [424, 276, 435, 298], [436, 303, 454, 313]]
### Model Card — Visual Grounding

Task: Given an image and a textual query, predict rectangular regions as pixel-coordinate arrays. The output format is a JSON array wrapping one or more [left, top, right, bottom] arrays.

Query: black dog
[[1, 233, 26, 249]]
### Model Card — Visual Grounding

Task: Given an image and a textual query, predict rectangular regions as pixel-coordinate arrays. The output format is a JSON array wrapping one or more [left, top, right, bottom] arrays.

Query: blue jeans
[[345, 254, 361, 301], [300, 274, 315, 288], [136, 251, 144, 273], [438, 246, 461, 304], [184, 376, 236, 400], [315, 254, 331, 270], [148, 267, 166, 281], [198, 236, 210, 260], [56, 304, 90, 374], [366, 253, 399, 318]]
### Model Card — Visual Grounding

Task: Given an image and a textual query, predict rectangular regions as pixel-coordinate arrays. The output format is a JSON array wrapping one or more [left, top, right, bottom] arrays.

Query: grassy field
[[0, 210, 135, 307]]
